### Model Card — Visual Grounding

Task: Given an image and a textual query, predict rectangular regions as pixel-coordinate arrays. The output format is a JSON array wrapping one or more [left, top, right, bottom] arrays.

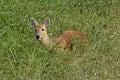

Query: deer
[[30, 17, 89, 51]]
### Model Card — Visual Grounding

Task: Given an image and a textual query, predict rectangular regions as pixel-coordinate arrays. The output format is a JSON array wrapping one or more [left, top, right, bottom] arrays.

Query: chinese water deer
[[30, 17, 89, 51]]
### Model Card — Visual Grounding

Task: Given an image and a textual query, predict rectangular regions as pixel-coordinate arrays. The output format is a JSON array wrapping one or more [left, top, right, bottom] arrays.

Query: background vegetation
[[0, 0, 120, 80]]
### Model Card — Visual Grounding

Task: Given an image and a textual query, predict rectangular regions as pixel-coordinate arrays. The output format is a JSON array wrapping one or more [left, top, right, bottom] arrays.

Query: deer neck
[[42, 33, 55, 49]]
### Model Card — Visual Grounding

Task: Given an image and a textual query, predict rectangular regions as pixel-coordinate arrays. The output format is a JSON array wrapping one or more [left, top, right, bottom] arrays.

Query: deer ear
[[44, 17, 50, 27], [30, 18, 38, 27]]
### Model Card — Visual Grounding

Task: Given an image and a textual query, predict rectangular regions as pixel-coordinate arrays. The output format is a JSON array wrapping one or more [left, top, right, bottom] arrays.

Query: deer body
[[30, 17, 88, 51]]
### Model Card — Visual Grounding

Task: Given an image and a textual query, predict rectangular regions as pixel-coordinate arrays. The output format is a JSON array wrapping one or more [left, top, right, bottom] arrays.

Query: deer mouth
[[38, 38, 42, 41]]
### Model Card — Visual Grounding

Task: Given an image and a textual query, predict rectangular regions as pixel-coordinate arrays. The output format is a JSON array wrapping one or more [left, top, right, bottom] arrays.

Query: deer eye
[[42, 29, 44, 31], [35, 29, 37, 31]]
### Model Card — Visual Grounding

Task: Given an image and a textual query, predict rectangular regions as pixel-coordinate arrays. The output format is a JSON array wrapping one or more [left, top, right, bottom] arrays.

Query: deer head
[[30, 17, 50, 41]]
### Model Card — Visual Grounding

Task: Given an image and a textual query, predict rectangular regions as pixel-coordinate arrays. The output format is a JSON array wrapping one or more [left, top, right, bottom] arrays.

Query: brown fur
[[54, 30, 88, 51]]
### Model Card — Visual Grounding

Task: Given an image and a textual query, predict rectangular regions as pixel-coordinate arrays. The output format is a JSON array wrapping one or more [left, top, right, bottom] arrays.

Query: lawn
[[0, 0, 120, 80]]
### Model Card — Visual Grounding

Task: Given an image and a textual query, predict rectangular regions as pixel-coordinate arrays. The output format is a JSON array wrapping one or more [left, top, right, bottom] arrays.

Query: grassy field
[[0, 0, 120, 80]]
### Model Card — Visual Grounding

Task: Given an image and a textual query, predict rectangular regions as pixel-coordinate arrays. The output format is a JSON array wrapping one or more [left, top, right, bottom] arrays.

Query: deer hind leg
[[64, 39, 81, 51], [68, 37, 82, 51], [64, 42, 73, 51]]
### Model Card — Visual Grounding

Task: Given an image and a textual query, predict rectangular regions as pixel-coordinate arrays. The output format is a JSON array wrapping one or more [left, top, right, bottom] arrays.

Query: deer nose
[[36, 35, 39, 40]]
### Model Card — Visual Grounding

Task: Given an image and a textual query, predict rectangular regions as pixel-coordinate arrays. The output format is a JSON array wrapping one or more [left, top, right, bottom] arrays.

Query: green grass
[[0, 0, 120, 80]]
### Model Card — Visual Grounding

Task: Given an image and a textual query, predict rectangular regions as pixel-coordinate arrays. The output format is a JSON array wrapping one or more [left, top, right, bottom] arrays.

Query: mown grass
[[0, 0, 120, 80]]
